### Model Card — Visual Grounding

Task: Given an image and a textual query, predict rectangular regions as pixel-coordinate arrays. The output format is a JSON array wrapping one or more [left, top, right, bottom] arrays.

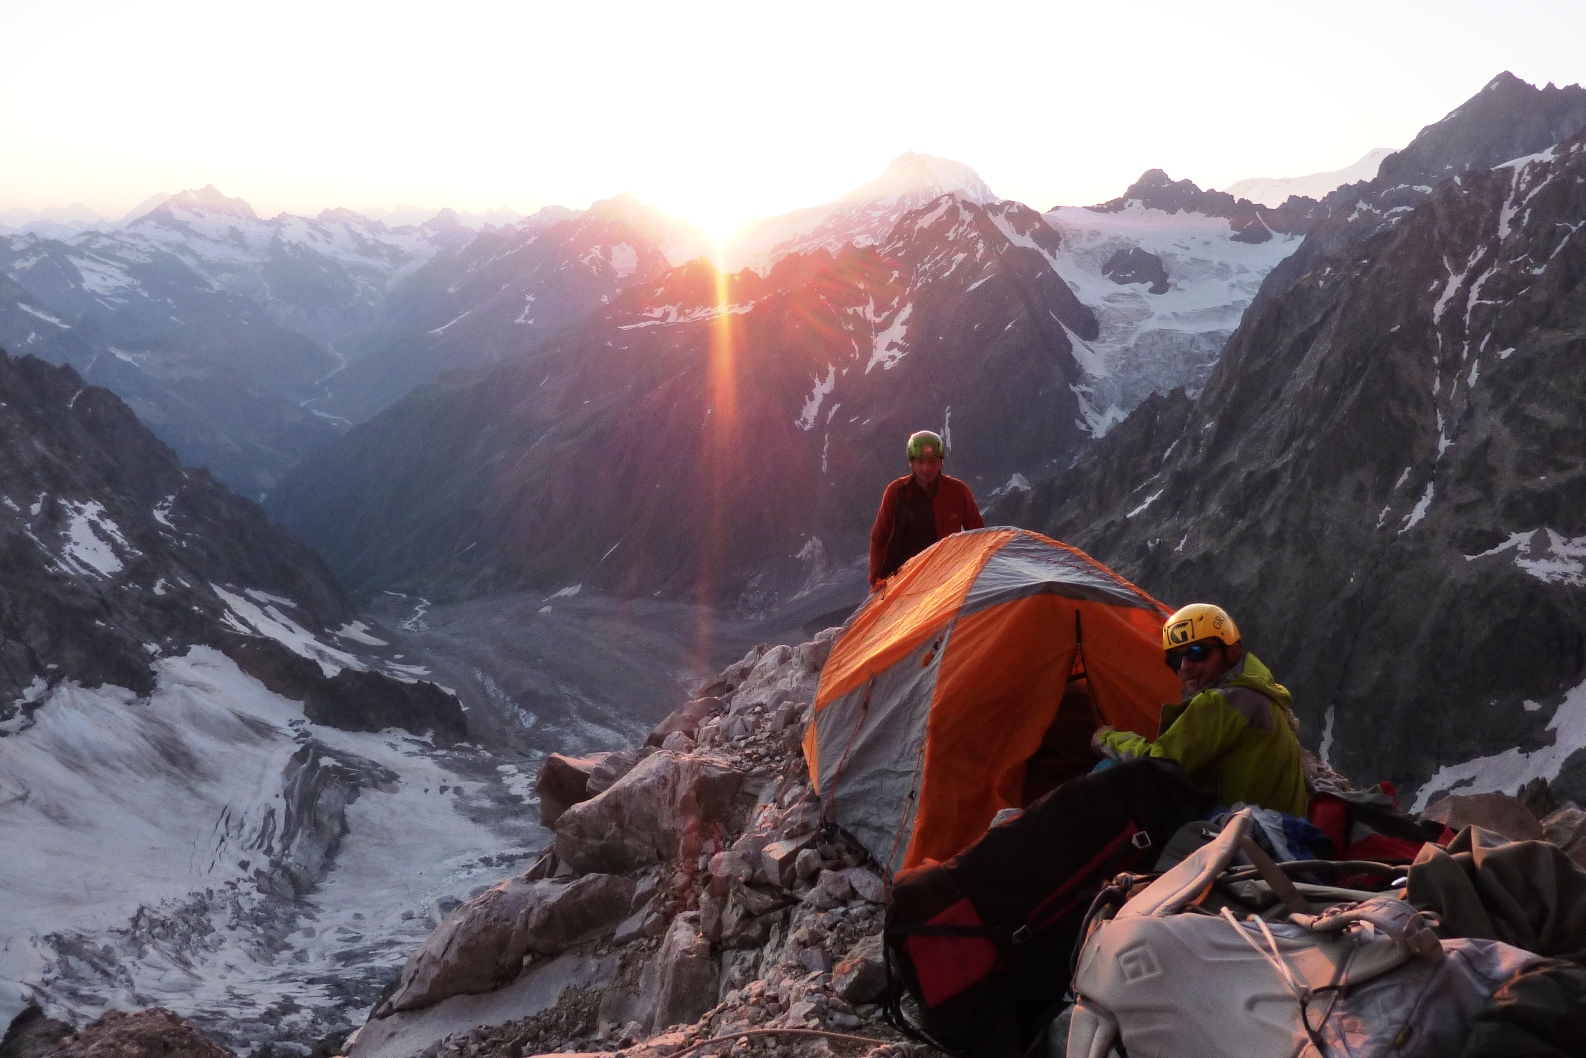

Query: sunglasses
[[1165, 642, 1223, 670]]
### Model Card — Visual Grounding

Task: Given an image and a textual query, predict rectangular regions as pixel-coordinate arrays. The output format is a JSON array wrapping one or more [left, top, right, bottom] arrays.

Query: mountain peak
[[845, 153, 998, 206], [586, 192, 651, 223], [317, 206, 377, 227], [164, 184, 258, 220], [1375, 71, 1586, 192]]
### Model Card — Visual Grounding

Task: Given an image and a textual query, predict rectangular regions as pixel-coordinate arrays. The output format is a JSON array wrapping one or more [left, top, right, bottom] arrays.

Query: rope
[[662, 1026, 913, 1058], [1218, 907, 1334, 1053]]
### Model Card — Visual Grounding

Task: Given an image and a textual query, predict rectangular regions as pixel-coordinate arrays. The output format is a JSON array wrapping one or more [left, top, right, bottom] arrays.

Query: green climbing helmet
[[906, 430, 945, 461]]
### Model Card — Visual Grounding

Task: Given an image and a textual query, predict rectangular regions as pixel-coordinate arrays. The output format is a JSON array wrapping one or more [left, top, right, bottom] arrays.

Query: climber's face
[[910, 456, 942, 488], [1168, 639, 1243, 695]]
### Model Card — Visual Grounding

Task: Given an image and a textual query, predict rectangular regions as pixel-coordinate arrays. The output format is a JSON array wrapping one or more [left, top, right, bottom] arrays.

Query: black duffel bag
[[883, 758, 1215, 1057]]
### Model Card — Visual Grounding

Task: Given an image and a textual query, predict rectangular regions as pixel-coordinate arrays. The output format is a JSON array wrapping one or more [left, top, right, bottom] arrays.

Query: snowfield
[[1042, 203, 1306, 434], [0, 647, 542, 1047]]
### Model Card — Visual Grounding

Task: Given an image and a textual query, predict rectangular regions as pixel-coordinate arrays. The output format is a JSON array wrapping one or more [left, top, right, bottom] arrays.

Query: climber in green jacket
[[1092, 604, 1309, 817]]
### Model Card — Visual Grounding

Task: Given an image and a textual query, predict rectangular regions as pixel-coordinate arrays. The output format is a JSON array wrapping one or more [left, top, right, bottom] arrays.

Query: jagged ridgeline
[[1002, 115, 1586, 803], [267, 181, 1305, 607], [0, 348, 456, 735]]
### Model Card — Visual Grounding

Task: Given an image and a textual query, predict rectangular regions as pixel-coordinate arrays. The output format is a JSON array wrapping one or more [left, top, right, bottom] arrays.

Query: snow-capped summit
[[721, 153, 999, 273], [160, 184, 259, 220], [839, 151, 998, 208]]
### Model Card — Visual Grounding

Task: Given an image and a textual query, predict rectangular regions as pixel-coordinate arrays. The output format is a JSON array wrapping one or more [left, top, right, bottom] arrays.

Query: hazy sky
[[4, 0, 1585, 236]]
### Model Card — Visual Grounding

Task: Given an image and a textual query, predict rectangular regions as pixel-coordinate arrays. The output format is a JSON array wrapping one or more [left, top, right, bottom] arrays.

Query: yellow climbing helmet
[[1162, 603, 1240, 651]]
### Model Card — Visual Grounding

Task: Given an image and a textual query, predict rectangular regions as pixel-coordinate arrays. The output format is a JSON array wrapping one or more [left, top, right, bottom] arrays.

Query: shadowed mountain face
[[1001, 128, 1586, 802], [0, 347, 461, 733], [267, 196, 1101, 604], [1249, 72, 1586, 323]]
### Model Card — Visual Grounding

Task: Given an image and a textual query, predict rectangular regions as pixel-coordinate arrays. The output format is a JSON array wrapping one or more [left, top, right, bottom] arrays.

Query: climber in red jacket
[[868, 430, 985, 591]]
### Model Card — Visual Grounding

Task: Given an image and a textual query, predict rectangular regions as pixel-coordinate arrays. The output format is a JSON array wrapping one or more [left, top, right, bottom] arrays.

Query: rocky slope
[[1249, 72, 1586, 321], [337, 631, 923, 1058], [1000, 123, 1586, 805], [327, 626, 1586, 1058], [0, 349, 545, 1051]]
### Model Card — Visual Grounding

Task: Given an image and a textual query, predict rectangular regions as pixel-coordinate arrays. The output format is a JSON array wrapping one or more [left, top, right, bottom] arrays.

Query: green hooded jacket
[[1097, 652, 1308, 817]]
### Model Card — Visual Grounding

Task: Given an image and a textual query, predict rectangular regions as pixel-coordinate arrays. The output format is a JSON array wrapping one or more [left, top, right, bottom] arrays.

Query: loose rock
[[536, 752, 610, 828], [556, 751, 744, 874], [832, 934, 886, 1004]]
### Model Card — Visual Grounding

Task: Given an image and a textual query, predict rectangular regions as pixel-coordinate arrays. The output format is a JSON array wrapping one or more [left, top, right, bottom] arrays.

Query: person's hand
[[868, 576, 881, 593]]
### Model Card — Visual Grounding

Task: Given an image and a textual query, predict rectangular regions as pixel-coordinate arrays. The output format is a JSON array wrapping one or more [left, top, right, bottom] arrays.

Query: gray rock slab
[[349, 951, 616, 1058]]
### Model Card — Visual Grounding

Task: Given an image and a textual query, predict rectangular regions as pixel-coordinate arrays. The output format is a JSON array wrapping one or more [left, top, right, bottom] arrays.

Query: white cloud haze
[[3, 0, 1585, 235]]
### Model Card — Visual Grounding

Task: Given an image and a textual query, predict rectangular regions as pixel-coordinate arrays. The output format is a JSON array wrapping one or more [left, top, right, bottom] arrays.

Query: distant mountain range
[[0, 148, 1347, 498], [1225, 147, 1396, 206], [265, 164, 1330, 606]]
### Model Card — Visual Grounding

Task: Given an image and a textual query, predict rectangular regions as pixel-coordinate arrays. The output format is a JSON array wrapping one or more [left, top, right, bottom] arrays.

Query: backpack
[[1068, 808, 1543, 1058], [882, 759, 1215, 1057]]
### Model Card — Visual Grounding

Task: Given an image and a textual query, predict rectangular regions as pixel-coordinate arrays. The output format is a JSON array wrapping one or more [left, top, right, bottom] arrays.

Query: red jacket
[[869, 473, 985, 585]]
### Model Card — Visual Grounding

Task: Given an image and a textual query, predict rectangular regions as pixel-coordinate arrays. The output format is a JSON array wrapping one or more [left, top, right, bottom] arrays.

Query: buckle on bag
[[1011, 925, 1034, 945], [1131, 831, 1152, 849]]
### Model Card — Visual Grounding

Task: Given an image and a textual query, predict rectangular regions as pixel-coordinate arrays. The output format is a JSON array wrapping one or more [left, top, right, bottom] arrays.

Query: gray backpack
[[1067, 808, 1541, 1058]]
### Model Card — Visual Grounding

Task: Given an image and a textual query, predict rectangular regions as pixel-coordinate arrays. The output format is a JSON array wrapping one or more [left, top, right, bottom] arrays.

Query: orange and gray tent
[[803, 527, 1182, 874]]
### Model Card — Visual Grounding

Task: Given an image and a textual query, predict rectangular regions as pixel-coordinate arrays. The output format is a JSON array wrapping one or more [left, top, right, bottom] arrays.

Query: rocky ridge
[[1000, 122, 1586, 803], [1248, 71, 1586, 323], [342, 630, 924, 1058], [340, 628, 1586, 1058]]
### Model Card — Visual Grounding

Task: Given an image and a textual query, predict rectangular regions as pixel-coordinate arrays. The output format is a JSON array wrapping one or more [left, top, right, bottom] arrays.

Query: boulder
[[555, 751, 744, 874], [647, 696, 723, 747], [382, 873, 634, 1013], [521, 874, 636, 955], [587, 747, 655, 797], [778, 803, 821, 838], [843, 867, 885, 904], [649, 914, 718, 1034], [721, 903, 781, 951], [817, 869, 855, 902], [696, 644, 770, 699], [536, 753, 609, 828], [794, 631, 837, 675], [729, 880, 788, 918], [708, 850, 753, 897], [1422, 792, 1546, 842], [794, 848, 824, 881], [660, 732, 695, 753], [760, 835, 814, 889], [832, 934, 887, 1004]]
